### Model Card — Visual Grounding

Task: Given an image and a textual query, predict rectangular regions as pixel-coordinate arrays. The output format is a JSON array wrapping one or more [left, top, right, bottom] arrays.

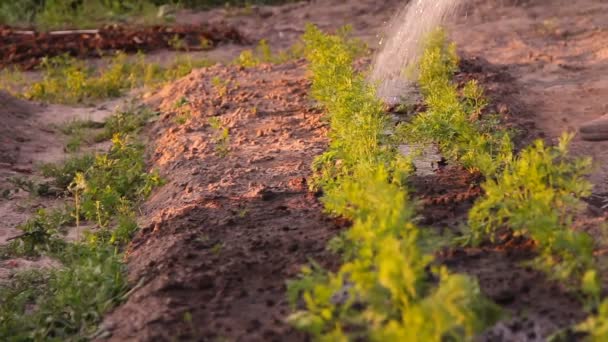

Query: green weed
[[0, 244, 128, 340], [7, 176, 53, 197], [96, 106, 158, 141], [212, 76, 229, 97], [1, 52, 214, 104], [577, 298, 608, 341], [209, 117, 230, 157], [70, 134, 162, 227], [233, 38, 305, 68], [41, 154, 96, 190], [2, 209, 71, 257], [0, 106, 162, 339]]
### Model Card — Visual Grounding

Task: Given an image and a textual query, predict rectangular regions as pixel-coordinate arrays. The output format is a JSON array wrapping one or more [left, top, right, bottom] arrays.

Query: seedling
[[209, 117, 230, 157], [211, 76, 230, 97]]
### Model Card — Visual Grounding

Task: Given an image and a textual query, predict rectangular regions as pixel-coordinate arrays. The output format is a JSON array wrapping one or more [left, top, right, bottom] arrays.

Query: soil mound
[[102, 61, 341, 341]]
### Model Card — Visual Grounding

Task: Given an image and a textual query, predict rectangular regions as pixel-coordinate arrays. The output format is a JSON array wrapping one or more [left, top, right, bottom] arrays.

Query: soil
[[100, 61, 341, 341], [452, 0, 608, 195], [1, 0, 608, 341]]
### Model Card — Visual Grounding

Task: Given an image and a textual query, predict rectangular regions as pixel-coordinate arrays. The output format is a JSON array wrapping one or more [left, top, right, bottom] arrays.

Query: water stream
[[370, 0, 465, 104]]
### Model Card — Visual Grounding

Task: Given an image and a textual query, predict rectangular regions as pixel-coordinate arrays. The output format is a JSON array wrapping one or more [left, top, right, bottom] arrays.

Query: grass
[[209, 117, 230, 157], [0, 106, 162, 340], [0, 0, 160, 29], [0, 0, 299, 29]]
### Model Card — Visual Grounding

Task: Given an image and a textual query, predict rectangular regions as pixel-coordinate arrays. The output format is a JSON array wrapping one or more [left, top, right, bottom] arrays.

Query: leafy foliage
[[399, 29, 512, 177], [404, 29, 599, 298], [467, 134, 595, 285], [209, 117, 231, 157], [70, 133, 162, 227], [0, 107, 162, 339], [303, 24, 391, 191], [0, 0, 159, 29], [1, 209, 72, 257], [288, 25, 500, 341], [1, 52, 213, 104], [577, 299, 608, 341], [233, 38, 306, 68]]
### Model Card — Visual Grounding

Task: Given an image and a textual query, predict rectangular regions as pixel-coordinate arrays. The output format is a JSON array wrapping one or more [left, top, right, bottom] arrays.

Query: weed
[[577, 299, 608, 340], [40, 154, 95, 190], [0, 0, 161, 29], [96, 106, 157, 141], [8, 177, 52, 197], [171, 97, 192, 125], [211, 243, 224, 254], [212, 76, 230, 97], [70, 134, 162, 227], [168, 34, 188, 51], [0, 106, 162, 339], [209, 117, 230, 157], [173, 96, 190, 109], [233, 38, 307, 68], [4, 209, 71, 257], [1, 52, 214, 104], [59, 119, 105, 136]]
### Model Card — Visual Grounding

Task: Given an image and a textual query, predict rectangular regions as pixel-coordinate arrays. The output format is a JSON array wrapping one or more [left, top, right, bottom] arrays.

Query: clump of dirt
[[0, 24, 246, 70], [101, 61, 341, 341]]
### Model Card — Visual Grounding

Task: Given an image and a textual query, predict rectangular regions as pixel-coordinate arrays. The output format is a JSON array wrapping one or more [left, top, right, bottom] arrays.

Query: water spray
[[370, 0, 465, 104]]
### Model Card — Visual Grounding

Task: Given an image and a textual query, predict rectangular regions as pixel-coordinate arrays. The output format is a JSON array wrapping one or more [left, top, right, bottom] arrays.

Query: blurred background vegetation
[[0, 0, 297, 29]]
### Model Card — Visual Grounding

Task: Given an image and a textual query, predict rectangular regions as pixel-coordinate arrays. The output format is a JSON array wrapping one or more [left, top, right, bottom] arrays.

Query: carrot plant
[[408, 29, 600, 299], [288, 25, 500, 340], [468, 134, 595, 283], [398, 29, 512, 177]]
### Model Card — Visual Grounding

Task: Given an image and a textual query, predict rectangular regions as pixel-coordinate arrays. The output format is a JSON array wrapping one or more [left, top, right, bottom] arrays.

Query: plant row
[[289, 25, 605, 340]]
